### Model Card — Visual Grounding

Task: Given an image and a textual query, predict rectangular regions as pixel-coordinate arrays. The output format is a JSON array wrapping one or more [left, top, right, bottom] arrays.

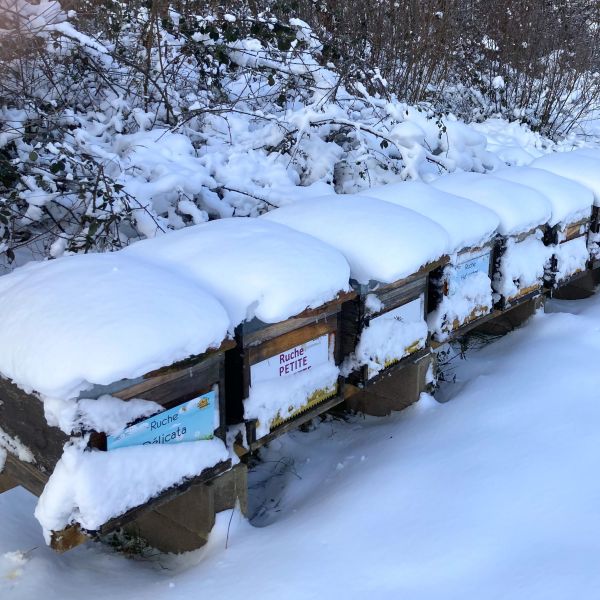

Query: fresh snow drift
[[0, 252, 230, 402], [125, 217, 351, 326], [262, 194, 451, 284], [362, 180, 499, 252]]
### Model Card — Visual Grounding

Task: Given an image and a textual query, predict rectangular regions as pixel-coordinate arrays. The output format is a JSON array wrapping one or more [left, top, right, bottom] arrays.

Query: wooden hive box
[[432, 172, 553, 312], [124, 217, 355, 454], [491, 226, 548, 310], [363, 181, 500, 342], [428, 239, 497, 339], [588, 206, 600, 270], [341, 260, 444, 389], [0, 343, 234, 551], [226, 291, 355, 451], [0, 251, 234, 552], [262, 193, 451, 411], [544, 215, 592, 287], [493, 165, 596, 292]]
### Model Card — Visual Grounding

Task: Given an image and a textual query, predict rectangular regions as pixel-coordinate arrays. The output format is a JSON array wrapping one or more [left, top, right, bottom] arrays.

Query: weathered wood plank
[[293, 289, 357, 318], [0, 469, 18, 494], [247, 320, 337, 366], [3, 453, 48, 496], [0, 378, 68, 474]]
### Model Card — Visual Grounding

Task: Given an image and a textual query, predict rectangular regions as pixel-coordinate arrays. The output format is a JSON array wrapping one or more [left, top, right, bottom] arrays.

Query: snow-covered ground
[[3, 292, 600, 598]]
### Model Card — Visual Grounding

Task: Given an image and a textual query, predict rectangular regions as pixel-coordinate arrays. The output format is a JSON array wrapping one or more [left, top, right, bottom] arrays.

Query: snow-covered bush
[[0, 0, 598, 270]]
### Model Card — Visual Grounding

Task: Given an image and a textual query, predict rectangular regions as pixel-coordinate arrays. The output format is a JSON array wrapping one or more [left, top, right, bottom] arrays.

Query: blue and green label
[[107, 391, 217, 450]]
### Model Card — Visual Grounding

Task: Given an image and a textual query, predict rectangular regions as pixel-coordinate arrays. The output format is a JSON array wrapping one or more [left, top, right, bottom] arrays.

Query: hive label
[[371, 295, 424, 326], [107, 391, 216, 450], [449, 250, 491, 291], [251, 334, 331, 384]]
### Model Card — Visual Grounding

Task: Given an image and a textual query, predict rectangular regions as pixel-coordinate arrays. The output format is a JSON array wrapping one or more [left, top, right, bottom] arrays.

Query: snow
[[530, 152, 600, 205], [471, 118, 550, 166], [568, 147, 600, 162], [494, 235, 551, 301], [428, 269, 493, 339], [342, 304, 428, 379], [74, 396, 164, 438], [0, 427, 35, 468], [362, 181, 499, 252], [125, 218, 351, 327], [0, 252, 230, 409], [262, 195, 451, 284], [34, 438, 229, 541], [431, 171, 552, 236], [493, 166, 594, 227], [4, 294, 600, 597], [245, 362, 339, 438], [553, 237, 590, 284]]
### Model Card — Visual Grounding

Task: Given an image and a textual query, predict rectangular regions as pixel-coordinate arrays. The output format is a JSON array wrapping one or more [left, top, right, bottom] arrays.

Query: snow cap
[[363, 180, 499, 252], [262, 194, 450, 284], [0, 253, 230, 400], [125, 218, 351, 326], [431, 171, 551, 236], [530, 151, 600, 206], [494, 166, 593, 227]]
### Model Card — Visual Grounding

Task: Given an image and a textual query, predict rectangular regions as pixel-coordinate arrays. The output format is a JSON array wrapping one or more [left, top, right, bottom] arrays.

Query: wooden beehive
[[493, 228, 546, 310], [544, 214, 592, 287], [0, 341, 234, 552], [341, 258, 445, 390], [428, 241, 496, 340], [226, 291, 355, 452]]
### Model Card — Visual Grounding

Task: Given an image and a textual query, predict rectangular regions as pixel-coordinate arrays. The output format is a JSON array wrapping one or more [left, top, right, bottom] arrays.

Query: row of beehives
[[71, 149, 600, 453], [2, 147, 600, 551]]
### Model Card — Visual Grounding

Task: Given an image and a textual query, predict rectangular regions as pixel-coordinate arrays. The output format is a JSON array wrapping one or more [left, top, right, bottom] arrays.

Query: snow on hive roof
[[0, 253, 230, 400], [362, 181, 499, 253], [568, 147, 600, 161], [493, 166, 594, 227], [125, 218, 351, 326], [530, 152, 600, 205], [261, 194, 450, 284], [431, 171, 551, 236]]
